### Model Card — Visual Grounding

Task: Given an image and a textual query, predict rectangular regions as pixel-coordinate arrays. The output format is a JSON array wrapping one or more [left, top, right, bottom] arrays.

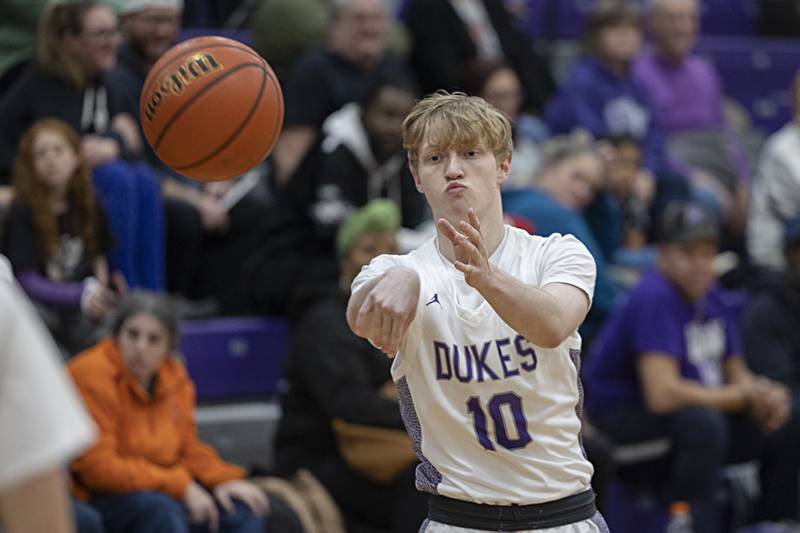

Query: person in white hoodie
[[747, 71, 800, 271], [310, 75, 430, 251]]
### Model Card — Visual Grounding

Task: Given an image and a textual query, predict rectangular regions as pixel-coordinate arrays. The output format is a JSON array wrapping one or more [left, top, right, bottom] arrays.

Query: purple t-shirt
[[632, 49, 725, 134], [583, 270, 742, 418]]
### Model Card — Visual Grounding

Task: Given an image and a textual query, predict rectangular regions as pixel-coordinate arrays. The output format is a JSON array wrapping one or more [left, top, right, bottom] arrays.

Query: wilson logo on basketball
[[143, 53, 224, 122]]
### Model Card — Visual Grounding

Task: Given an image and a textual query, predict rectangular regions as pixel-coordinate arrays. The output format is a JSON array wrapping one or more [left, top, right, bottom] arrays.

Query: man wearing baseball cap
[[583, 201, 799, 532]]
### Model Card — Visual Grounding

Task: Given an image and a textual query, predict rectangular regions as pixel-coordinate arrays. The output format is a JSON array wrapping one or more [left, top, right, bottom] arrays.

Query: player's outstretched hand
[[354, 267, 419, 357], [437, 209, 493, 289]]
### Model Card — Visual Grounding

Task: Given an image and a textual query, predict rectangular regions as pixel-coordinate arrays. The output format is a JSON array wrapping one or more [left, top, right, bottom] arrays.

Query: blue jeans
[[90, 491, 265, 533], [593, 405, 800, 532], [74, 499, 105, 533], [92, 161, 166, 291]]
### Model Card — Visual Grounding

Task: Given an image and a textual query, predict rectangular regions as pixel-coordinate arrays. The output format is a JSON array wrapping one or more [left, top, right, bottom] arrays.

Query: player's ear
[[497, 153, 511, 186], [409, 156, 424, 193]]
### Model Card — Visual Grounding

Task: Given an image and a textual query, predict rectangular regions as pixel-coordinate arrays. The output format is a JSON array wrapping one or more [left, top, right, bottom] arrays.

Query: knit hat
[[119, 0, 183, 14], [336, 200, 401, 258]]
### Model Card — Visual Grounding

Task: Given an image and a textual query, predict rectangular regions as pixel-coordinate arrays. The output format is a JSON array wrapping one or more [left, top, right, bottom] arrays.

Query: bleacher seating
[[524, 0, 759, 40], [697, 36, 798, 134], [179, 316, 289, 402]]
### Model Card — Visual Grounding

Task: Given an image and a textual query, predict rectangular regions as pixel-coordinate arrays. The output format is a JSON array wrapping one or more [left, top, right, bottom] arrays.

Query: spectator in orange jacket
[[67, 291, 269, 533]]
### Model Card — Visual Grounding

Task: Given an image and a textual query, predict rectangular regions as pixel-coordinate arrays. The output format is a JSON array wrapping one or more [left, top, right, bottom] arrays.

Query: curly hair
[[12, 119, 99, 267]]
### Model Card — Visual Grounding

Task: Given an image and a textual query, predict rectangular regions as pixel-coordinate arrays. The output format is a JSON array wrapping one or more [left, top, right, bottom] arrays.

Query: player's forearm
[[346, 266, 420, 337], [347, 278, 381, 334], [475, 269, 573, 349]]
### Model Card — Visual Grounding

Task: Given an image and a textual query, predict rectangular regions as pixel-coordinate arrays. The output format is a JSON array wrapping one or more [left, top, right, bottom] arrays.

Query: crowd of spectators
[[3, 0, 800, 532]]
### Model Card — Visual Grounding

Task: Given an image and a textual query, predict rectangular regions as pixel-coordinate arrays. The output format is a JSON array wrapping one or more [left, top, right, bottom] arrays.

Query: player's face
[[411, 139, 509, 220], [650, 0, 699, 60], [32, 129, 79, 194], [363, 86, 415, 161], [72, 6, 122, 75], [123, 7, 181, 63], [660, 240, 717, 301], [118, 312, 172, 386], [598, 23, 642, 64]]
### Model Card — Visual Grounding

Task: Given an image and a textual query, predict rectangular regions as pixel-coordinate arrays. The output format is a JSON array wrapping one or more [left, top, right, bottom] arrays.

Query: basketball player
[[347, 92, 608, 532]]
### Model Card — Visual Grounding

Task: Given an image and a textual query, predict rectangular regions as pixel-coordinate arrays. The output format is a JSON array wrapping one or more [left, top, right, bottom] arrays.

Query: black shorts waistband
[[428, 489, 596, 531]]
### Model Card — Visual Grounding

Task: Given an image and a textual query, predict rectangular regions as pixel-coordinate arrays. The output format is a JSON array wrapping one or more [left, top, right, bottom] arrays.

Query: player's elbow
[[535, 317, 574, 349], [536, 331, 566, 350]]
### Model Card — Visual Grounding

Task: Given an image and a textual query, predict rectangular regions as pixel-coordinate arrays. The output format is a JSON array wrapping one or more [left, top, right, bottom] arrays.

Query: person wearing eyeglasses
[[0, 1, 166, 293]]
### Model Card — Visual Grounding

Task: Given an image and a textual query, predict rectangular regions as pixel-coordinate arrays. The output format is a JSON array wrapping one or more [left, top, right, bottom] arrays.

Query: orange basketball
[[139, 36, 284, 181]]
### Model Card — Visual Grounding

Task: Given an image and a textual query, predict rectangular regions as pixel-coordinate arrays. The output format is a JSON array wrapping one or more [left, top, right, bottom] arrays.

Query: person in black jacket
[[309, 74, 428, 246], [270, 0, 413, 186], [0, 1, 165, 291], [107, 0, 269, 314], [743, 216, 800, 423], [403, 0, 554, 114], [275, 199, 427, 533]]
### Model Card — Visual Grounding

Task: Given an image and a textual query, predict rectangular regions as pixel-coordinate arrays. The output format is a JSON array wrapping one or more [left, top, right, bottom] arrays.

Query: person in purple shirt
[[545, 1, 667, 173], [634, 0, 750, 243], [583, 201, 800, 532]]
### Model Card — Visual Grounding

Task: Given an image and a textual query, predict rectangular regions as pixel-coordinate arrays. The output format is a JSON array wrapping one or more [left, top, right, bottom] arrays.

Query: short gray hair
[[109, 291, 180, 349], [537, 130, 598, 175]]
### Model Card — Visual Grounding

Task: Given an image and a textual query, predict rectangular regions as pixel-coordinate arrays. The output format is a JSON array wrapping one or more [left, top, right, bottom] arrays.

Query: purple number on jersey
[[467, 392, 532, 451]]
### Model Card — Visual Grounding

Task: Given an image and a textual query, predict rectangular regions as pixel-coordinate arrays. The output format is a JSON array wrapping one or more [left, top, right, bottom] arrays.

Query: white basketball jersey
[[352, 226, 596, 505]]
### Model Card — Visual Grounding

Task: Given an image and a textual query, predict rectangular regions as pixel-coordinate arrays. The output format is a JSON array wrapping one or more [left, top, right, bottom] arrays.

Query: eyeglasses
[[81, 26, 121, 41], [134, 13, 181, 28]]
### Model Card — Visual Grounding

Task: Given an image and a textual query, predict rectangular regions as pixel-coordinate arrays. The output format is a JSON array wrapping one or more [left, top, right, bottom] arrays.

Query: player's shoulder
[[354, 237, 433, 280], [405, 234, 438, 260], [510, 227, 590, 256]]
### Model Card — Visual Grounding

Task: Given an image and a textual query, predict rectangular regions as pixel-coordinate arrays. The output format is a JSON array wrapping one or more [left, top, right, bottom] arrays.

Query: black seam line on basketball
[[172, 64, 267, 171], [259, 61, 284, 160], [153, 62, 262, 151], [270, 76, 284, 152], [149, 43, 261, 86]]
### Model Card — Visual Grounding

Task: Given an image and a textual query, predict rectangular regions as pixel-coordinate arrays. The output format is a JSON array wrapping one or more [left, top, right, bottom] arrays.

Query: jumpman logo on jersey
[[426, 293, 441, 307]]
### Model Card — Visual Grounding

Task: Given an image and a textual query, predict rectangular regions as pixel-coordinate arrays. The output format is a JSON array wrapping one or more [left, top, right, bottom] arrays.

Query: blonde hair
[[536, 130, 598, 179], [402, 91, 513, 168]]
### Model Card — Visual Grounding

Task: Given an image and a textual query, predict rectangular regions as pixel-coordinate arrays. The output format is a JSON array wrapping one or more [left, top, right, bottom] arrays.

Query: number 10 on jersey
[[467, 392, 532, 450]]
